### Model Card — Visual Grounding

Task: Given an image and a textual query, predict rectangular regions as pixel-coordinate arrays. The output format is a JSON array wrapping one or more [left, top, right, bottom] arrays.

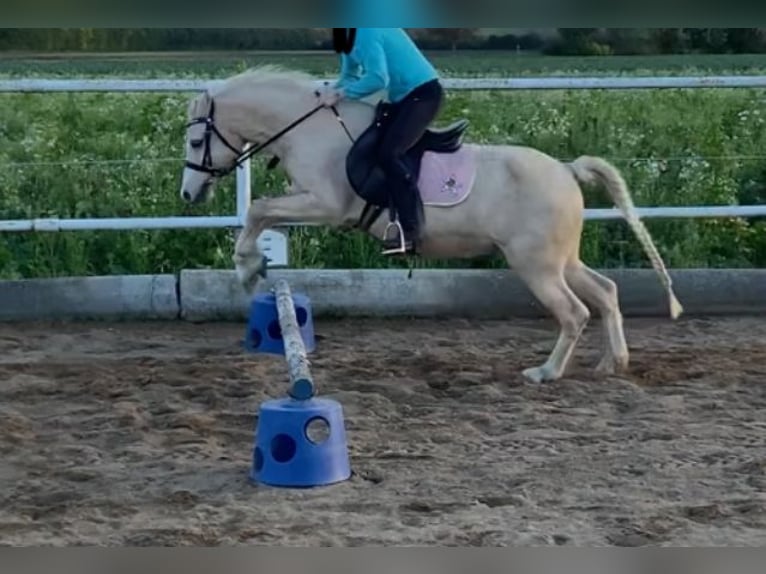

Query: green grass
[[1, 52, 766, 279]]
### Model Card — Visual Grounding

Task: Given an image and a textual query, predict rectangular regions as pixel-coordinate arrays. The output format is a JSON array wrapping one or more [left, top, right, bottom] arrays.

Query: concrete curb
[[0, 268, 763, 322], [0, 274, 179, 322], [178, 268, 766, 321]]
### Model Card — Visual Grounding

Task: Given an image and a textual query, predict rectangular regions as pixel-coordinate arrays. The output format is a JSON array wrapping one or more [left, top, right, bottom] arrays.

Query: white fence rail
[[5, 75, 766, 92], [2, 75, 766, 268]]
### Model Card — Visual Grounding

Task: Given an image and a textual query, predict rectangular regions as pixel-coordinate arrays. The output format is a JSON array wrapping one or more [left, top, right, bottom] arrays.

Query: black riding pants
[[377, 79, 444, 236]]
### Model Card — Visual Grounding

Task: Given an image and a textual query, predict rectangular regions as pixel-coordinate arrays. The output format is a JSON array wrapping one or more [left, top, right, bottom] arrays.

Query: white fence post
[[235, 147, 252, 226]]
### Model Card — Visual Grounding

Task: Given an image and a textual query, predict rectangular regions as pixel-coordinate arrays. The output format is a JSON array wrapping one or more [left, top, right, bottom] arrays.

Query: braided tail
[[568, 155, 683, 320]]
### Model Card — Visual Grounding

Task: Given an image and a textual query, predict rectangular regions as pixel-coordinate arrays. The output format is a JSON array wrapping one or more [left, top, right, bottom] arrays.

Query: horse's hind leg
[[511, 260, 591, 383], [564, 261, 629, 375]]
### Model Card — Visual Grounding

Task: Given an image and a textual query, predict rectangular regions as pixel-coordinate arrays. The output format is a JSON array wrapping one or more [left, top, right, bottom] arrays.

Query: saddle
[[346, 101, 469, 219]]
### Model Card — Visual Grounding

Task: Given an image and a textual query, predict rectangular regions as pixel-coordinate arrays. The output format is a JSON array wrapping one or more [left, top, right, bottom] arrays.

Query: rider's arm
[[336, 33, 389, 100], [334, 53, 359, 89]]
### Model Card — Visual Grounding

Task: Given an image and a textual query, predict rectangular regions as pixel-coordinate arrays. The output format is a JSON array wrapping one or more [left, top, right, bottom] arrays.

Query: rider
[[317, 28, 444, 255]]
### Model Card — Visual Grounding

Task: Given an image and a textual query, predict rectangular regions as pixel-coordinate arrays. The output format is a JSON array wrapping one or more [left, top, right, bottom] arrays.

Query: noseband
[[184, 100, 244, 178], [184, 95, 335, 179]]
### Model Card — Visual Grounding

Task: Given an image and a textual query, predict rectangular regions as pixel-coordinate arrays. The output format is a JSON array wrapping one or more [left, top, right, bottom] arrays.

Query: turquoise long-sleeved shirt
[[334, 28, 439, 103]]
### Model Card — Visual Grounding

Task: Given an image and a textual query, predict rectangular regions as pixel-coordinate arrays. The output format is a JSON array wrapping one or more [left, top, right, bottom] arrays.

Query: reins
[[184, 96, 330, 178], [184, 91, 389, 246]]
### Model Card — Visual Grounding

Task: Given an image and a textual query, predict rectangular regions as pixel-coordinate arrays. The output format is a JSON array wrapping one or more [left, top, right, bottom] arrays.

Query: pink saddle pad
[[417, 146, 477, 207]]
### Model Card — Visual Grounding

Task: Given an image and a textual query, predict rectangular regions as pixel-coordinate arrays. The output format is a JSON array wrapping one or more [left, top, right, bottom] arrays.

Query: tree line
[[542, 28, 766, 55], [1, 28, 765, 54]]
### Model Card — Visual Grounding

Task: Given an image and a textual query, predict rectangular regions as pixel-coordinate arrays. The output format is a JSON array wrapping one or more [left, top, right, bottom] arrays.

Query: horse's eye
[[190, 138, 203, 149]]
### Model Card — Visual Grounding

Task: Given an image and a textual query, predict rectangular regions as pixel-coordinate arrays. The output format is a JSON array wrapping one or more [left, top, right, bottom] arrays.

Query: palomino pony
[[179, 65, 683, 383]]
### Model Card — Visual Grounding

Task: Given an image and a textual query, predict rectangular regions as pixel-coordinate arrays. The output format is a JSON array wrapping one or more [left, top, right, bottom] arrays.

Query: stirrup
[[381, 220, 408, 255]]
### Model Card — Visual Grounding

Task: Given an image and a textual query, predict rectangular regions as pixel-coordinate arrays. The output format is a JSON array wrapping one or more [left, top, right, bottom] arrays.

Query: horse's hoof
[[256, 256, 271, 279], [522, 365, 557, 384], [237, 271, 260, 295], [233, 253, 265, 295], [595, 354, 629, 376]]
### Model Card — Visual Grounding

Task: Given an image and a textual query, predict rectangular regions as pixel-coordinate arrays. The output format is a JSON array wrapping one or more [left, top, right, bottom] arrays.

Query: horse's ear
[[188, 90, 212, 119]]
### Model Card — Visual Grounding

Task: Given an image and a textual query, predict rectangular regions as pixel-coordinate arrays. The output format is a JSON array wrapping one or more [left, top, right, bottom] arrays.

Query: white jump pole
[[273, 279, 315, 400]]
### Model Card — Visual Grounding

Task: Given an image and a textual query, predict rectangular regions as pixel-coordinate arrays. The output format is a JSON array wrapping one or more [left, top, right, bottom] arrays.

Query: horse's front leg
[[233, 188, 344, 293]]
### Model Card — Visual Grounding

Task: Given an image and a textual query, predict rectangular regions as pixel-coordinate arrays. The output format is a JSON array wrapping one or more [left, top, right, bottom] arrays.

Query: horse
[[179, 65, 683, 383]]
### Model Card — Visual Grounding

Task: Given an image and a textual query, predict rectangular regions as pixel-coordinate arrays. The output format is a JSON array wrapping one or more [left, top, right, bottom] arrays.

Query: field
[[1, 315, 765, 545], [1, 51, 766, 279]]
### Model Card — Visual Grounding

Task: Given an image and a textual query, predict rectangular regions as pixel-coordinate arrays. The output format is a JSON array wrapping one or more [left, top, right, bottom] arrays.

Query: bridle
[[184, 95, 341, 179], [184, 90, 382, 232]]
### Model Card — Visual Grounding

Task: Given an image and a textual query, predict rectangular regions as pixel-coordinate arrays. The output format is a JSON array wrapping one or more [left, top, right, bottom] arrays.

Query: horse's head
[[179, 66, 365, 206], [180, 89, 246, 204]]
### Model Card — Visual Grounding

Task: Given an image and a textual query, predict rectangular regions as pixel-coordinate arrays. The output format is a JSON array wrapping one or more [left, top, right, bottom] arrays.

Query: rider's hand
[[316, 85, 343, 107]]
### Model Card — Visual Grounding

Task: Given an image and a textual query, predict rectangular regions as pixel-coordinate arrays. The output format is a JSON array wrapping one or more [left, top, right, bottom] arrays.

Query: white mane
[[211, 64, 319, 99], [202, 63, 375, 134]]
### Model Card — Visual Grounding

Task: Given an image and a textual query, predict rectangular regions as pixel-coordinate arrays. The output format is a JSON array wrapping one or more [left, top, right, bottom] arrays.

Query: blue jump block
[[244, 290, 315, 355], [250, 397, 351, 488]]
